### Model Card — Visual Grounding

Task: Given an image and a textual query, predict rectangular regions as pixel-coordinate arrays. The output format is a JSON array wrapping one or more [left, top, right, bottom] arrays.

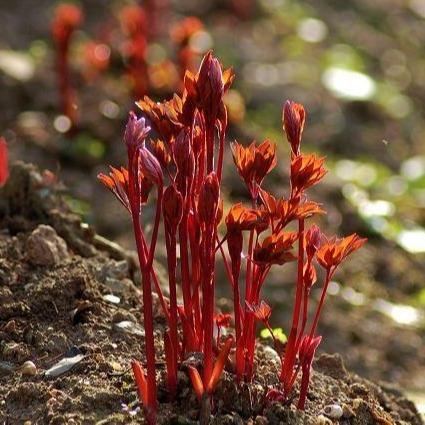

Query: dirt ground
[[0, 162, 423, 425]]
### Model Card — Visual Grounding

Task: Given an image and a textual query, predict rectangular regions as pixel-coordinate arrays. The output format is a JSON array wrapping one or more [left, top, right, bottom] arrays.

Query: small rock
[[45, 353, 84, 378], [103, 294, 120, 304], [177, 371, 189, 386], [233, 413, 244, 425], [219, 414, 234, 425], [26, 225, 68, 266], [262, 346, 280, 365], [21, 360, 37, 376], [352, 398, 366, 409], [342, 403, 355, 418], [113, 321, 145, 337], [181, 352, 204, 369], [109, 360, 122, 372], [350, 383, 368, 397], [112, 311, 138, 323], [315, 414, 332, 425], [314, 353, 348, 380], [0, 361, 14, 375], [101, 260, 128, 281], [105, 277, 134, 294], [70, 300, 93, 325], [3, 342, 29, 362], [3, 319, 16, 333], [254, 415, 268, 425], [323, 404, 343, 419]]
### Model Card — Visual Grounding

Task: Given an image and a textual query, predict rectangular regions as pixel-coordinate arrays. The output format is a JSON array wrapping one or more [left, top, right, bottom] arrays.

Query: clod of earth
[[26, 224, 68, 266]]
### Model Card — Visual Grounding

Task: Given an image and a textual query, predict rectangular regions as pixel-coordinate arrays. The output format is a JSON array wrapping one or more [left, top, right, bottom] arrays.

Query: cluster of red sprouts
[[51, 3, 83, 128], [51, 3, 204, 132], [98, 52, 366, 423]]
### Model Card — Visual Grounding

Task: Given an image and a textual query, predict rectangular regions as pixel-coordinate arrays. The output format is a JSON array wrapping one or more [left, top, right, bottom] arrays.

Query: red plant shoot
[[0, 137, 9, 187], [51, 3, 83, 128], [120, 5, 149, 99], [98, 52, 366, 423]]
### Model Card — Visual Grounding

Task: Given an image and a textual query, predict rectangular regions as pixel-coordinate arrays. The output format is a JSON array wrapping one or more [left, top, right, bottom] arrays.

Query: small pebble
[[25, 225, 68, 266], [315, 414, 332, 425], [21, 360, 37, 376], [342, 403, 355, 418], [3, 319, 16, 333], [113, 321, 145, 337], [103, 294, 120, 304], [323, 403, 343, 419], [45, 353, 84, 378], [3, 342, 19, 356], [254, 416, 268, 425], [262, 346, 280, 365]]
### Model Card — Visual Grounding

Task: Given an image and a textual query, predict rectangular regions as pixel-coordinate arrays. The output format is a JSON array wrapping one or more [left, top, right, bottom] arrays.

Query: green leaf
[[260, 327, 287, 343]]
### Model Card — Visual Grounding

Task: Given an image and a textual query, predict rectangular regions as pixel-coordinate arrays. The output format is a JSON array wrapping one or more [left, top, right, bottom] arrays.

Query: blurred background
[[0, 0, 424, 412]]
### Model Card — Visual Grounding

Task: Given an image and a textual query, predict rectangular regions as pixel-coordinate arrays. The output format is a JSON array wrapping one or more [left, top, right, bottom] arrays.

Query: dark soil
[[0, 163, 423, 424]]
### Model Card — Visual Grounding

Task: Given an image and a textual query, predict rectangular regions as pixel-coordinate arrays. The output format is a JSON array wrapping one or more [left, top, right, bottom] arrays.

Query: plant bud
[[303, 263, 317, 288], [173, 129, 193, 175], [305, 224, 322, 259], [283, 100, 305, 156], [198, 172, 220, 224], [124, 111, 151, 151], [163, 186, 183, 229], [139, 145, 163, 186], [226, 229, 243, 266]]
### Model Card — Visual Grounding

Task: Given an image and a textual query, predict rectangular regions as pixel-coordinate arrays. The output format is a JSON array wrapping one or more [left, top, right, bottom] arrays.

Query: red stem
[[132, 214, 157, 423], [140, 231, 170, 323], [179, 212, 194, 329], [296, 258, 312, 348], [206, 124, 214, 174], [216, 122, 226, 182], [280, 219, 305, 393], [297, 365, 310, 410], [308, 269, 332, 339], [164, 229, 178, 394], [147, 186, 163, 266], [57, 41, 76, 126], [202, 224, 215, 385]]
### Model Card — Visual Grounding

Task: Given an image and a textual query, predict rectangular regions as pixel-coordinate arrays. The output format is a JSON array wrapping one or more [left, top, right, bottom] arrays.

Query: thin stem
[[147, 185, 163, 266], [202, 224, 216, 385], [132, 213, 157, 422], [206, 124, 214, 174], [216, 122, 226, 182], [245, 229, 255, 304], [296, 257, 312, 348], [280, 218, 305, 392], [308, 269, 332, 339], [140, 232, 170, 323], [164, 229, 178, 394], [179, 210, 193, 328]]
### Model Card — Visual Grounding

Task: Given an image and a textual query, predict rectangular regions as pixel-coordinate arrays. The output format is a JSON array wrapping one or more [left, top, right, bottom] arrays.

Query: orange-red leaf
[[207, 335, 234, 393], [188, 366, 205, 401], [131, 360, 148, 407]]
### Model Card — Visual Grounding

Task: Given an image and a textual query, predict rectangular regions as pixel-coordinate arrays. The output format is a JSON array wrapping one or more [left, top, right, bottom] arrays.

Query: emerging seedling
[[99, 52, 365, 423]]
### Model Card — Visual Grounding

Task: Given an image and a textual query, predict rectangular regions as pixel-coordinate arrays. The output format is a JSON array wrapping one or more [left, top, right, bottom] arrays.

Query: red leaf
[[188, 366, 205, 401], [207, 335, 234, 393], [131, 360, 148, 407]]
